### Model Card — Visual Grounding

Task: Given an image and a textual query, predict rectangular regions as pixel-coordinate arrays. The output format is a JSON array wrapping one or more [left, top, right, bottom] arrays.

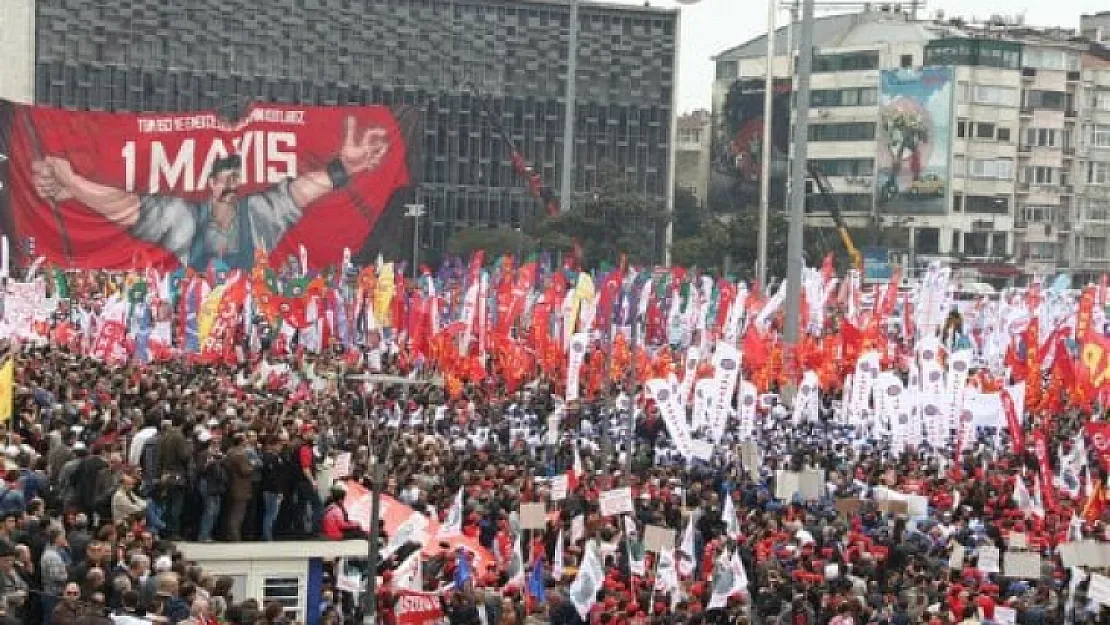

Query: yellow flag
[[0, 359, 13, 425], [196, 285, 227, 348]]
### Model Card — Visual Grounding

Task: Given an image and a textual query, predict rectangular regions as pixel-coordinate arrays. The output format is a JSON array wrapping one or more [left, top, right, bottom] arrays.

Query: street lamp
[[404, 203, 425, 279]]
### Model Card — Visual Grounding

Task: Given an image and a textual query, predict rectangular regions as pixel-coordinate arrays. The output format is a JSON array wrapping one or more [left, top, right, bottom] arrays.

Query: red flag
[[1000, 386, 1025, 454]]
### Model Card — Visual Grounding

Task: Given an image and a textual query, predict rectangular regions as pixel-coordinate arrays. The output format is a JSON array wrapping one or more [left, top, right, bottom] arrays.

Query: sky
[[597, 0, 1110, 113]]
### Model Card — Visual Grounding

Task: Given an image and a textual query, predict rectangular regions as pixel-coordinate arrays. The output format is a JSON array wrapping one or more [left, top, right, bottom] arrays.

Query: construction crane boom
[[806, 163, 863, 273]]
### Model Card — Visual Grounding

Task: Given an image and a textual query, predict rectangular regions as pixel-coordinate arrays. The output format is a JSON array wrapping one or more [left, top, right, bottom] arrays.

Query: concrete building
[[1082, 12, 1110, 43], [712, 6, 1110, 283], [2, 0, 679, 260], [675, 109, 711, 207]]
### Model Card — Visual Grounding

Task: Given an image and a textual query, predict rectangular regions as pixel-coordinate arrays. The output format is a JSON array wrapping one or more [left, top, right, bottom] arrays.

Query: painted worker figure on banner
[[30, 118, 389, 271]]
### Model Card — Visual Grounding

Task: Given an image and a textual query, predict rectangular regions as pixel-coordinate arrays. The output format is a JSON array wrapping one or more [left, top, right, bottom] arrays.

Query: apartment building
[[1076, 55, 1110, 281], [712, 6, 1110, 282]]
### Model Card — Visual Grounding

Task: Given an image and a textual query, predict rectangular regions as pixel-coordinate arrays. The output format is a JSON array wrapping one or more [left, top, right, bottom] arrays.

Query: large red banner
[[0, 101, 420, 270], [393, 591, 444, 625]]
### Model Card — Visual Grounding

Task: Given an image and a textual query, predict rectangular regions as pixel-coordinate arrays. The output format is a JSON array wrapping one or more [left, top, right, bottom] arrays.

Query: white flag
[[552, 530, 565, 581], [707, 549, 749, 609], [437, 488, 464, 538], [678, 513, 697, 577], [394, 549, 423, 592], [571, 514, 586, 545], [569, 543, 604, 620], [722, 492, 740, 538]]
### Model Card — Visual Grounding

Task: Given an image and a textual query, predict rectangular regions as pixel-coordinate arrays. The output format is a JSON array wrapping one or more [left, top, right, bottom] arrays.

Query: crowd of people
[[0, 334, 1101, 625]]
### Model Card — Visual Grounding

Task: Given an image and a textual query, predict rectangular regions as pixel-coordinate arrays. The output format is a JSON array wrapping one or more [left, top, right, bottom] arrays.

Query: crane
[[806, 163, 863, 273]]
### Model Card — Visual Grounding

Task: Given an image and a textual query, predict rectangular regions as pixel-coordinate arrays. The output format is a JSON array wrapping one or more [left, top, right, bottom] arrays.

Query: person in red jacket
[[321, 484, 367, 540]]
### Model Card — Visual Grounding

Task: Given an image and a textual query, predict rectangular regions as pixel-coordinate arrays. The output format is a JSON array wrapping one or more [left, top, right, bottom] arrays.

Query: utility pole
[[783, 0, 815, 347], [559, 0, 580, 213], [756, 0, 777, 286], [404, 203, 425, 279]]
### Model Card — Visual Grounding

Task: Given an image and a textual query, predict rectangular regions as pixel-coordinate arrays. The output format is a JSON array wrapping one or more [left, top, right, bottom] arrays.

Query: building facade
[[713, 7, 1110, 283], [675, 109, 711, 207], [4, 0, 679, 260]]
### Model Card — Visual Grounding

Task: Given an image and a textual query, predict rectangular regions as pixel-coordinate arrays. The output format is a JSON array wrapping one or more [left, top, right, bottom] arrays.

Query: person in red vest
[[321, 483, 367, 540]]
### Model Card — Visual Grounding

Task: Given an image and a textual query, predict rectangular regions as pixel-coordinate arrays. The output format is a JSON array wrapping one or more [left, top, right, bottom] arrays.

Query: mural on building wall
[[708, 78, 791, 212], [874, 66, 953, 215]]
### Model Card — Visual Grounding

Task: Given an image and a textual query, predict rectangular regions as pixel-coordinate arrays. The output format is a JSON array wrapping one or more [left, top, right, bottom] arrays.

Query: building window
[[813, 51, 880, 72], [1027, 242, 1057, 259], [966, 195, 1010, 214], [957, 121, 967, 138], [1022, 128, 1059, 148], [808, 158, 875, 177], [1025, 166, 1057, 185], [957, 81, 970, 102], [969, 158, 1014, 180], [1086, 237, 1109, 260], [1094, 91, 1110, 111], [811, 88, 878, 107], [900, 54, 913, 68], [975, 122, 996, 139], [917, 227, 940, 254], [263, 576, 303, 622], [1086, 200, 1110, 222], [953, 156, 966, 176], [1025, 90, 1066, 110], [1089, 162, 1110, 185], [972, 85, 1019, 106], [1024, 48, 1080, 71], [1023, 205, 1055, 222], [715, 59, 737, 81], [997, 127, 1011, 142], [1089, 125, 1110, 148], [808, 122, 876, 142]]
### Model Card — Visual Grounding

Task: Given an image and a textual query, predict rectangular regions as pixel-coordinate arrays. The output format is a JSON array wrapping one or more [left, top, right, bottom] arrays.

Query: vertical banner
[[1001, 383, 1026, 453], [0, 101, 421, 270], [566, 333, 588, 401], [874, 67, 954, 215], [708, 342, 742, 442]]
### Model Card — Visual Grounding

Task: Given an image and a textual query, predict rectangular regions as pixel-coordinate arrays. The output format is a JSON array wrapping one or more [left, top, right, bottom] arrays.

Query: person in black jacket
[[258, 435, 287, 542]]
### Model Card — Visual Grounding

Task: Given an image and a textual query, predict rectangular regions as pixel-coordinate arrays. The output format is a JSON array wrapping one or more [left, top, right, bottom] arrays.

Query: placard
[[799, 470, 824, 501], [1003, 551, 1041, 579], [333, 452, 352, 478], [878, 500, 909, 515], [643, 525, 677, 553], [598, 487, 635, 517], [1008, 532, 1028, 550], [835, 499, 863, 518], [550, 475, 568, 501], [905, 495, 928, 518], [994, 606, 1016, 625], [948, 544, 965, 570], [775, 471, 800, 501], [978, 546, 1000, 573], [1058, 542, 1081, 569], [519, 503, 548, 530], [1089, 573, 1110, 606]]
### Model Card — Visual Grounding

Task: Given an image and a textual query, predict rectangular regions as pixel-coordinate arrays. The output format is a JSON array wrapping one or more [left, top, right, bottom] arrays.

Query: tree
[[446, 227, 535, 259], [529, 162, 666, 266]]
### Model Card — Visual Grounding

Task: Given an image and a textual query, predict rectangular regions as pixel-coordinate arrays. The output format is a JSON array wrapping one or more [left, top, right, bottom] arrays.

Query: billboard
[[708, 78, 791, 211], [0, 101, 421, 270], [874, 66, 953, 215]]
